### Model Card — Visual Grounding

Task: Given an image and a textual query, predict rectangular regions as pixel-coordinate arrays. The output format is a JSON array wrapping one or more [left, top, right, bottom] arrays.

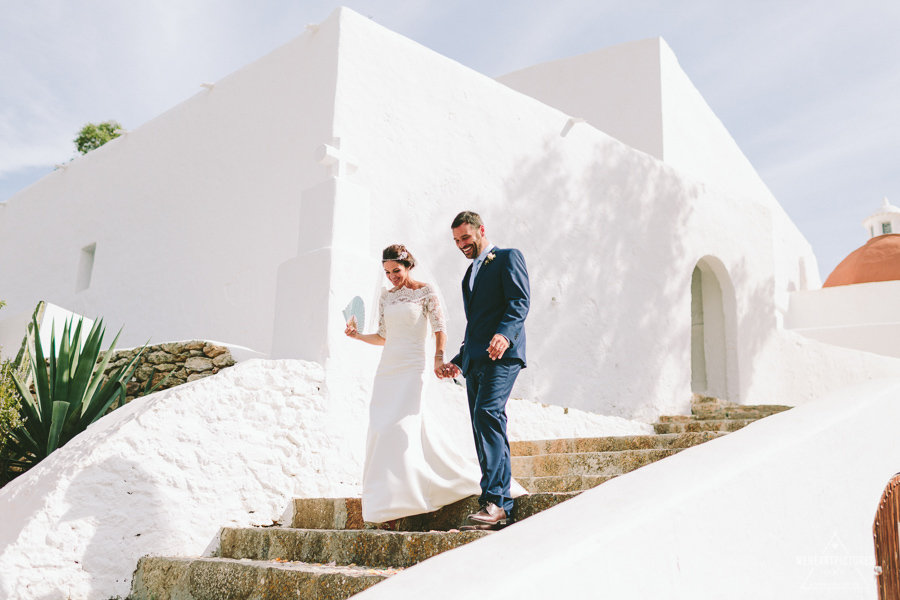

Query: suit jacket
[[451, 248, 529, 376]]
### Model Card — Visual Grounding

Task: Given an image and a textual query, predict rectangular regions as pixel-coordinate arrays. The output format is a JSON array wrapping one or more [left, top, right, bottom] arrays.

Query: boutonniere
[[483, 251, 496, 266]]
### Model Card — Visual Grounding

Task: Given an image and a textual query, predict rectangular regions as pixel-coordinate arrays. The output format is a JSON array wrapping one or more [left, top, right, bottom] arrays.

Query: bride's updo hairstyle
[[382, 244, 417, 269]]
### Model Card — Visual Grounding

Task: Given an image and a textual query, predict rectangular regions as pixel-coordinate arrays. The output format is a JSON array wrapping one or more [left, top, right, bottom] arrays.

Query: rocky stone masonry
[[99, 341, 237, 406]]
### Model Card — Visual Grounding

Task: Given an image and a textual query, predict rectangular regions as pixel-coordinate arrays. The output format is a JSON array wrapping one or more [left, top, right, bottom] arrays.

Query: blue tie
[[470, 257, 482, 291]]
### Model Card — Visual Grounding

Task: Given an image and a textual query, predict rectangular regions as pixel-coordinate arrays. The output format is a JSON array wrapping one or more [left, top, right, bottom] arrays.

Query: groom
[[441, 211, 529, 529]]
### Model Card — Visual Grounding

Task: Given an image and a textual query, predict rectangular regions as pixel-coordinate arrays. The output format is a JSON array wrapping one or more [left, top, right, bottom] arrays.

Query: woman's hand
[[345, 323, 359, 339]]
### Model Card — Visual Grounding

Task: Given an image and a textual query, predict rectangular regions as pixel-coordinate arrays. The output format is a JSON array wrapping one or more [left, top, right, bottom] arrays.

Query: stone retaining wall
[[100, 341, 237, 405]]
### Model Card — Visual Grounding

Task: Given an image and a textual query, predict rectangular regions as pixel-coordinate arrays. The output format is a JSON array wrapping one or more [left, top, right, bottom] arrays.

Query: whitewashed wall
[[0, 303, 95, 359], [0, 18, 341, 353], [785, 280, 900, 358], [326, 9, 900, 419], [496, 39, 666, 160], [497, 37, 822, 315]]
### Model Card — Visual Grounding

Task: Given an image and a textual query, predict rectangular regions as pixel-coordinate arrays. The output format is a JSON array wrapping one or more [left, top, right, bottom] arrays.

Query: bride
[[344, 244, 485, 524]]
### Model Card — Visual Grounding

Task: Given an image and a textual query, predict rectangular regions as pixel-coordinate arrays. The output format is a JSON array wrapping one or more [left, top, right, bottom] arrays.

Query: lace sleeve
[[423, 285, 446, 333], [377, 288, 387, 338]]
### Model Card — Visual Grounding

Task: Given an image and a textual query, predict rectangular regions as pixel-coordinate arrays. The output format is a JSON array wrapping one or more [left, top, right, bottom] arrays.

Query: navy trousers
[[465, 358, 522, 514]]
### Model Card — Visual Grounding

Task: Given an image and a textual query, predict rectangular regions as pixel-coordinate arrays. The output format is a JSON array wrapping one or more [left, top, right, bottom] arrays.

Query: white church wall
[[495, 38, 665, 160], [656, 40, 773, 211], [783, 280, 900, 359], [0, 302, 96, 360], [656, 40, 822, 311], [786, 280, 900, 329], [330, 10, 689, 420], [497, 35, 822, 314], [322, 9, 892, 420], [0, 305, 31, 360], [0, 18, 343, 354], [786, 325, 900, 360], [357, 376, 900, 600], [497, 37, 775, 209]]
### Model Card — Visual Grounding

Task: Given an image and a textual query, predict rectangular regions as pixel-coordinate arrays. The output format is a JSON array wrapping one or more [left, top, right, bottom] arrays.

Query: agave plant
[[2, 315, 146, 478]]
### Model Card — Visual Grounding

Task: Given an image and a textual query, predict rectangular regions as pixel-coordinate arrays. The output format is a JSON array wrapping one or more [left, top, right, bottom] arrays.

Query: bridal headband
[[383, 251, 409, 262]]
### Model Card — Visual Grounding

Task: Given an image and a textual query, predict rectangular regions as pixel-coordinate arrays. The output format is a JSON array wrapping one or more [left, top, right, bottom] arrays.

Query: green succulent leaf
[[46, 401, 70, 455], [30, 317, 53, 422]]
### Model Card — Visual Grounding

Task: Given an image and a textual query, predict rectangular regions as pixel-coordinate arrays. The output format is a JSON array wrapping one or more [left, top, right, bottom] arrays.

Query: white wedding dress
[[361, 283, 484, 523]]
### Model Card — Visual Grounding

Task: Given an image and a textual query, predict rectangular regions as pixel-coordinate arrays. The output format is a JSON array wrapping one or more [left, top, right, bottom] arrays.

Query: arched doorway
[[690, 257, 739, 401], [874, 473, 900, 598]]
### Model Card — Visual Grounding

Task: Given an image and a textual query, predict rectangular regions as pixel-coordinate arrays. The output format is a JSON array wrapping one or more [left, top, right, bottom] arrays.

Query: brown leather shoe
[[467, 502, 507, 526]]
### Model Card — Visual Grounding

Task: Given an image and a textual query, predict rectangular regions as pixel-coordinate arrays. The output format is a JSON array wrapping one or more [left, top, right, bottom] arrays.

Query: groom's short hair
[[451, 211, 483, 229]]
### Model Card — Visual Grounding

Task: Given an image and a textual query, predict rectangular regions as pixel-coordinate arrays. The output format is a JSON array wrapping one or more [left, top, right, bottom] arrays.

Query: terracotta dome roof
[[823, 234, 900, 287]]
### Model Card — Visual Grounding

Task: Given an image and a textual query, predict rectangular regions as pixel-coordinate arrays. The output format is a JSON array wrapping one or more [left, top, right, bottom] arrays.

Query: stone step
[[657, 404, 790, 423], [219, 527, 488, 569], [289, 492, 580, 531], [659, 404, 791, 423], [510, 431, 723, 457], [690, 405, 791, 420], [512, 447, 681, 479], [131, 555, 395, 600], [653, 419, 755, 434], [515, 474, 617, 493]]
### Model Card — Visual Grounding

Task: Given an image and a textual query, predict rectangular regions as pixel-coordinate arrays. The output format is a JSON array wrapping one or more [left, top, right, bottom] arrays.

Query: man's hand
[[436, 362, 461, 379], [487, 334, 510, 360]]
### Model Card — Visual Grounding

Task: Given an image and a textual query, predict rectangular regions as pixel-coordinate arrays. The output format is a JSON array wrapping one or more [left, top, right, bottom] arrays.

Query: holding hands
[[435, 359, 460, 380]]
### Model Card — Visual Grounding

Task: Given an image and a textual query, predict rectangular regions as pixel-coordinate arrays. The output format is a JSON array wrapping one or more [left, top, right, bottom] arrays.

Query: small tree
[[0, 358, 24, 448], [74, 121, 122, 155], [0, 300, 24, 477]]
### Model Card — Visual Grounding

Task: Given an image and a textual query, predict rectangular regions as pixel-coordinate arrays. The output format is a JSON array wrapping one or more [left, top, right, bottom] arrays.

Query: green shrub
[[0, 301, 21, 452], [0, 357, 24, 445]]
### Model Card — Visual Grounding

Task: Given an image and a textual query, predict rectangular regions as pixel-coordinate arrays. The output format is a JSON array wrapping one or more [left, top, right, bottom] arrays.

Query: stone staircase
[[130, 397, 790, 599], [653, 395, 791, 434]]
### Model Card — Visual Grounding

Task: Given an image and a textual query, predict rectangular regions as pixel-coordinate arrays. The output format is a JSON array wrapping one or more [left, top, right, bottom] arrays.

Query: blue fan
[[342, 296, 365, 332]]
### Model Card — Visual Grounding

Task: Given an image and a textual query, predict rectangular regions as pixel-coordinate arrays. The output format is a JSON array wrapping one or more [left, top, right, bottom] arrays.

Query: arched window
[[690, 257, 739, 401]]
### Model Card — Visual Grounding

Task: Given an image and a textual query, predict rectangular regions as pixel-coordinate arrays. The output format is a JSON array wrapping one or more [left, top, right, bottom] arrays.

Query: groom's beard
[[462, 238, 484, 259]]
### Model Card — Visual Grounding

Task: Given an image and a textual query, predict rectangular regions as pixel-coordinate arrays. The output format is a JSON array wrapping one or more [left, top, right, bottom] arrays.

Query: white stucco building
[[4, 8, 900, 600], [0, 8, 898, 421]]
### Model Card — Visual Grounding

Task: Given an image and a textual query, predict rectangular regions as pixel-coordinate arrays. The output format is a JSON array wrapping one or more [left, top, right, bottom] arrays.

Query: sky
[[1, 0, 897, 280]]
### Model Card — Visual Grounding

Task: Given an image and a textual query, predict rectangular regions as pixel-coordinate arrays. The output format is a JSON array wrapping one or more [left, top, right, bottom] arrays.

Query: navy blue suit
[[451, 248, 529, 514]]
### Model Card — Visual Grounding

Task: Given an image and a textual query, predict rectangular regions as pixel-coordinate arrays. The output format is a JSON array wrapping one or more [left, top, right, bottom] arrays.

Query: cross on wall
[[315, 137, 359, 178]]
